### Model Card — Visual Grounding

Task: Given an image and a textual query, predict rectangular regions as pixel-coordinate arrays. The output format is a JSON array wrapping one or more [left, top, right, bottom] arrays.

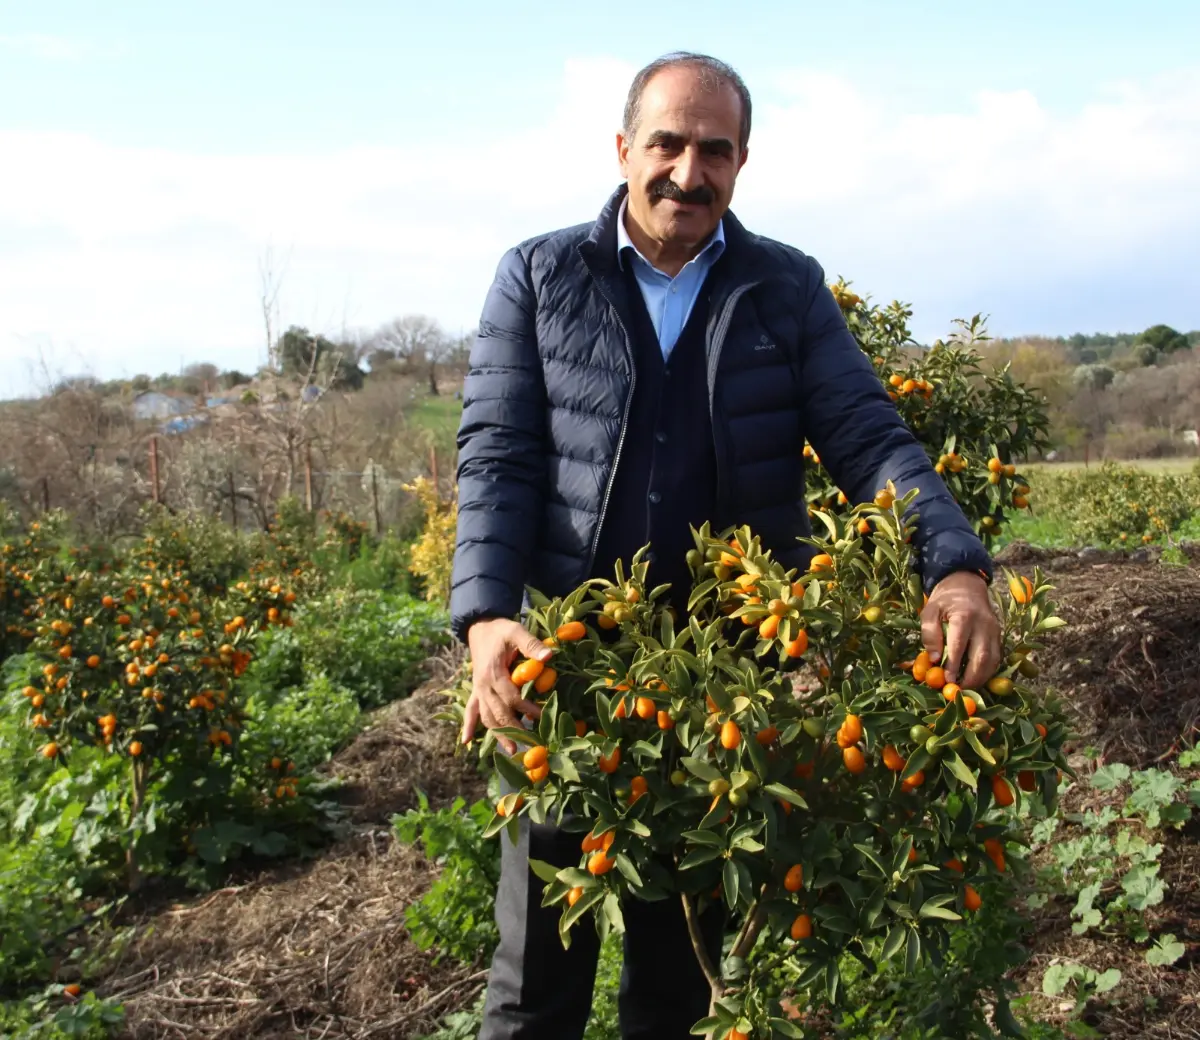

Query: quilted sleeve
[[449, 246, 548, 642], [794, 256, 993, 592]]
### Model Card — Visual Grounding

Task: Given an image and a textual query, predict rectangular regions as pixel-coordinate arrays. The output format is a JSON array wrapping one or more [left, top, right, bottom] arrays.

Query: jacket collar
[[581, 182, 764, 282]]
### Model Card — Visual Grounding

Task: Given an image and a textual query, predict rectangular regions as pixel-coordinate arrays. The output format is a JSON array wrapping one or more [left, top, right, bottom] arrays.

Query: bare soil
[[93, 554, 1200, 1039]]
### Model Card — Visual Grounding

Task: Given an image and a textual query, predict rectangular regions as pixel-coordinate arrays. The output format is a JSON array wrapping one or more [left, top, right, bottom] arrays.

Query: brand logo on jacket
[[754, 335, 776, 352]]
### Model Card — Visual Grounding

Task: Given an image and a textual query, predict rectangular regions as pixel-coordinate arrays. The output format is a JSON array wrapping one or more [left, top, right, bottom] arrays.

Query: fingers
[[961, 616, 1002, 691], [463, 618, 550, 753], [461, 692, 481, 745], [920, 600, 945, 666], [516, 626, 553, 662], [941, 615, 968, 685]]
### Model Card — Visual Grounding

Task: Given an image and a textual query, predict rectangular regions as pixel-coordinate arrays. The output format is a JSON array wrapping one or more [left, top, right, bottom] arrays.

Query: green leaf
[[963, 727, 996, 766], [768, 1020, 805, 1039], [1091, 763, 1131, 791], [1093, 968, 1122, 994], [629, 739, 663, 760], [1121, 863, 1165, 911], [615, 853, 643, 888], [1042, 963, 1080, 997], [493, 750, 529, 790], [682, 829, 725, 847], [902, 747, 932, 781], [1145, 934, 1185, 967], [678, 846, 724, 870], [943, 751, 978, 789], [603, 892, 625, 934], [689, 1017, 722, 1036], [763, 782, 809, 809], [681, 756, 723, 782], [853, 843, 888, 878], [881, 923, 907, 962], [825, 959, 841, 1004], [527, 858, 559, 884], [688, 578, 720, 612], [549, 753, 580, 783], [722, 858, 740, 907], [919, 899, 963, 922]]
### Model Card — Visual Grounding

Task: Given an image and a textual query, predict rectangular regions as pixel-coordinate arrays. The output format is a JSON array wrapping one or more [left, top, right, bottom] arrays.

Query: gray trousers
[[478, 815, 725, 1039]]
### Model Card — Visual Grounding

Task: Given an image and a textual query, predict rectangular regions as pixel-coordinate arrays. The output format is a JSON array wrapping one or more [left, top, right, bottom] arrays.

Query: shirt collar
[[616, 193, 725, 273]]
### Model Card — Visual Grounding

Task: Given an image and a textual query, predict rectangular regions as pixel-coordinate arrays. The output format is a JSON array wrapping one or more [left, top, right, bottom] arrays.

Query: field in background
[[1024, 457, 1199, 475]]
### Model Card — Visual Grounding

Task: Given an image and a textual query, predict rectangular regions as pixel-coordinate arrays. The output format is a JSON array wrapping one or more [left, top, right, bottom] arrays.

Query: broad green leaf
[[881, 923, 907, 962], [722, 858, 740, 907], [1145, 934, 1185, 967], [764, 782, 809, 809], [527, 858, 559, 884], [615, 853, 643, 887], [549, 753, 580, 782], [1091, 763, 1131, 791], [678, 846, 724, 870], [681, 756, 723, 782], [603, 892, 625, 934], [963, 728, 995, 766], [944, 752, 978, 789], [493, 749, 530, 790]]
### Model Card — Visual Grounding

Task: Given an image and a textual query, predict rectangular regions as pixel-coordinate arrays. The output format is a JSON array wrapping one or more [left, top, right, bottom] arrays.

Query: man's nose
[[672, 146, 704, 191]]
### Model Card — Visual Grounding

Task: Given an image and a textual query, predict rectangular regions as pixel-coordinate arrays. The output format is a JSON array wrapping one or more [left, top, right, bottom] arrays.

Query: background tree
[[277, 326, 364, 390], [1135, 324, 1190, 355]]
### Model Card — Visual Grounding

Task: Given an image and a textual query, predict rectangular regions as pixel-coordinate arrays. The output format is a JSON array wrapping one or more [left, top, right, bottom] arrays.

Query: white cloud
[[1, 59, 1198, 397]]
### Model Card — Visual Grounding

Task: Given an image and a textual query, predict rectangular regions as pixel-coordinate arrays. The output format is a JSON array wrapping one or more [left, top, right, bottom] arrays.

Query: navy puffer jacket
[[450, 185, 991, 642]]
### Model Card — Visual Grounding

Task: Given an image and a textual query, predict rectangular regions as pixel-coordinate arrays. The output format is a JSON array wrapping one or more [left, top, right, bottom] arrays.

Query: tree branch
[[731, 893, 770, 960], [680, 892, 722, 995]]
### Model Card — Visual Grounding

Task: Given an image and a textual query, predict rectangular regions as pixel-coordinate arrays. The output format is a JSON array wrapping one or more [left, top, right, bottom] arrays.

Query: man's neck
[[622, 203, 710, 279]]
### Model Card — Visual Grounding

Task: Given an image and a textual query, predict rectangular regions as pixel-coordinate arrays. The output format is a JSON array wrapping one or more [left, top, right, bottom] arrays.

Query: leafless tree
[[259, 244, 292, 372]]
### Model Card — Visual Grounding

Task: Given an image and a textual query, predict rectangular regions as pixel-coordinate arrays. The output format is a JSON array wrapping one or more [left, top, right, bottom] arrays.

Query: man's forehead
[[638, 73, 741, 133]]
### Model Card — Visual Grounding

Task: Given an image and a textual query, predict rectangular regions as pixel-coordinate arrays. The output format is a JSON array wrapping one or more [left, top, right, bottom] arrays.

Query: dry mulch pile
[[995, 542, 1200, 1039], [94, 552, 1200, 1039], [994, 541, 1200, 765]]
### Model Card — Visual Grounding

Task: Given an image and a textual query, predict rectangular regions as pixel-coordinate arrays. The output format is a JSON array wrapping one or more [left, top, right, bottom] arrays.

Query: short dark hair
[[623, 52, 752, 152]]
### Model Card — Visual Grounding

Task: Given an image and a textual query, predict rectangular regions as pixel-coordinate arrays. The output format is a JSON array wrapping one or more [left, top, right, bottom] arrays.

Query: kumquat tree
[[464, 488, 1071, 1039], [812, 283, 1052, 546]]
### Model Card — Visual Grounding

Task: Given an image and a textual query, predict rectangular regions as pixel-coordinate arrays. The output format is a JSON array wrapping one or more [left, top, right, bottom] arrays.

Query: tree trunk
[[126, 759, 146, 892]]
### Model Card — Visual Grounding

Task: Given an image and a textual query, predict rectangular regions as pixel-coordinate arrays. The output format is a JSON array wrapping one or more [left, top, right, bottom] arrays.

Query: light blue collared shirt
[[616, 195, 726, 360]]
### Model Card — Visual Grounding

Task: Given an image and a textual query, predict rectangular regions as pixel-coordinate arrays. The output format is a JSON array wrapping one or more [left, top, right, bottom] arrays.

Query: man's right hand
[[461, 617, 552, 753]]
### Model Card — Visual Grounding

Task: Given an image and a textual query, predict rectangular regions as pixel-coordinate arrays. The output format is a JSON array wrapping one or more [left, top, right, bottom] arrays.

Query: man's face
[[618, 65, 748, 253]]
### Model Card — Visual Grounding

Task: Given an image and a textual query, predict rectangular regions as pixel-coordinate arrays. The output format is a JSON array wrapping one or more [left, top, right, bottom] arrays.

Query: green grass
[[993, 509, 1074, 550], [406, 391, 463, 445]]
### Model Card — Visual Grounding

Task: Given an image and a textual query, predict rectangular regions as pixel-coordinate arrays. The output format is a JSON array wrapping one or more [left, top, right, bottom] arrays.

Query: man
[[451, 52, 1000, 1039]]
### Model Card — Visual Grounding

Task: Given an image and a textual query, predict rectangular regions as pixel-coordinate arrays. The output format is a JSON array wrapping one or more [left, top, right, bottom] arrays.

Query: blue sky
[[2, 0, 1198, 395]]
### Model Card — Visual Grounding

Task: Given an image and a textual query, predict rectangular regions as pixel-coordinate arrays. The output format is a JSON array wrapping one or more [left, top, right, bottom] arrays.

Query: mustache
[[649, 179, 715, 206]]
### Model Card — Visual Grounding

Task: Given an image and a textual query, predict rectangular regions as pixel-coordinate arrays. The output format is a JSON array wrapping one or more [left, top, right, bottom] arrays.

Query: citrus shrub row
[[810, 285, 1051, 547], [1028, 462, 1200, 548], [465, 490, 1070, 1039], [1, 508, 303, 887]]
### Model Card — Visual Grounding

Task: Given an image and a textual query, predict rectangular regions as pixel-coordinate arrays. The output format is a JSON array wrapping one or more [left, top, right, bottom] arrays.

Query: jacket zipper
[[707, 281, 760, 520], [583, 262, 637, 576]]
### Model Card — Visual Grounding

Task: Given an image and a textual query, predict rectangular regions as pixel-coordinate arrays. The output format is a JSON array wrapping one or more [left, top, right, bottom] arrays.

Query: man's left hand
[[920, 571, 1001, 690]]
